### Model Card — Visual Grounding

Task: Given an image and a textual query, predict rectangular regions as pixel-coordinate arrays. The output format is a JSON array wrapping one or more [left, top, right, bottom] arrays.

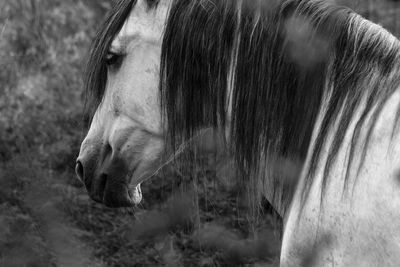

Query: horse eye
[[105, 52, 124, 68]]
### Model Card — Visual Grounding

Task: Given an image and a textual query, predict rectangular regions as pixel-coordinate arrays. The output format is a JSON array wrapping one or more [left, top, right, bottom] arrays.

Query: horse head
[[76, 0, 169, 207]]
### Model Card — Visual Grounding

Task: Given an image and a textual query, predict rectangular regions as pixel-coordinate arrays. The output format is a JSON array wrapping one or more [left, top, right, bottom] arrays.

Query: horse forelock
[[84, 0, 161, 126], [160, 0, 400, 215]]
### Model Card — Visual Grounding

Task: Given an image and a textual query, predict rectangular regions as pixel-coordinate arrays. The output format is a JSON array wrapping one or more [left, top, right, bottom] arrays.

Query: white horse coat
[[77, 0, 400, 265]]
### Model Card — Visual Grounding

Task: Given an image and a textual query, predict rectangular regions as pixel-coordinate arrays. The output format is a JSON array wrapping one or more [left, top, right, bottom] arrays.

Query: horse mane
[[160, 0, 400, 215]]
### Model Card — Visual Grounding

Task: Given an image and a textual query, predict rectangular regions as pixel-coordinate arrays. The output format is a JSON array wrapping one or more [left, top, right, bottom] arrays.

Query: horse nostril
[[75, 160, 84, 183]]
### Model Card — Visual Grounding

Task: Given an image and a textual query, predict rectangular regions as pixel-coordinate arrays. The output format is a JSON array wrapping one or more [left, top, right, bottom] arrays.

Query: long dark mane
[[160, 0, 400, 214]]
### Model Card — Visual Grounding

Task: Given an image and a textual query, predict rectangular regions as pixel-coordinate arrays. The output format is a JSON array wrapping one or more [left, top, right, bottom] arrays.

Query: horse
[[75, 0, 400, 265]]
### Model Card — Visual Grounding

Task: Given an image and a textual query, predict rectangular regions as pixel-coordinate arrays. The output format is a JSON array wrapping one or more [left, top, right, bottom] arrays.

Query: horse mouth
[[89, 165, 143, 208]]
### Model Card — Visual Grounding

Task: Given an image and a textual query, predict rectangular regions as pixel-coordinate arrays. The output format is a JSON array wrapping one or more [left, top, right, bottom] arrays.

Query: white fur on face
[[80, 0, 171, 198]]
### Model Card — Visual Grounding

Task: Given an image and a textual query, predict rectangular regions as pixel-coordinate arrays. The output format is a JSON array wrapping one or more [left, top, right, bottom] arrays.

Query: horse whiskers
[[135, 131, 211, 184], [1, 18, 8, 40]]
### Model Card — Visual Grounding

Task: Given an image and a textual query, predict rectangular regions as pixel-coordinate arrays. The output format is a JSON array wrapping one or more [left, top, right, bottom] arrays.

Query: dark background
[[0, 0, 399, 266]]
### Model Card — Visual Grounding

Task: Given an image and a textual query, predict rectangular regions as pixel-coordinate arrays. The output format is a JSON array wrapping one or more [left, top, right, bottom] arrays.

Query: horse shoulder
[[281, 89, 400, 266]]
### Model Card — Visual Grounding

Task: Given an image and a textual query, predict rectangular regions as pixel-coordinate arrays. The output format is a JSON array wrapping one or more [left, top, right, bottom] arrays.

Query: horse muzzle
[[75, 142, 142, 207]]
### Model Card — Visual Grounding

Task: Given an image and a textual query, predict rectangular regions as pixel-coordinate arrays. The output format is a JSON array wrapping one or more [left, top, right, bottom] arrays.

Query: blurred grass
[[0, 0, 400, 266]]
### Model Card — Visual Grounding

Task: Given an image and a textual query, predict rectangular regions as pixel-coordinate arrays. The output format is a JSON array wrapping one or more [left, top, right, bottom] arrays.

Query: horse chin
[[99, 181, 134, 208], [128, 184, 142, 205], [98, 182, 141, 208]]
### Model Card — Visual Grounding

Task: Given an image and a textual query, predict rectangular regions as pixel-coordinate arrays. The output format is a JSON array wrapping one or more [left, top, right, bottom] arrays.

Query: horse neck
[[279, 13, 400, 265], [299, 12, 400, 204], [262, 12, 400, 219]]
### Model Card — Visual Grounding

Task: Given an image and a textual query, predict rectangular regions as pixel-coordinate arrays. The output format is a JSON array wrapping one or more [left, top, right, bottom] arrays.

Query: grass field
[[1, 0, 400, 266]]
